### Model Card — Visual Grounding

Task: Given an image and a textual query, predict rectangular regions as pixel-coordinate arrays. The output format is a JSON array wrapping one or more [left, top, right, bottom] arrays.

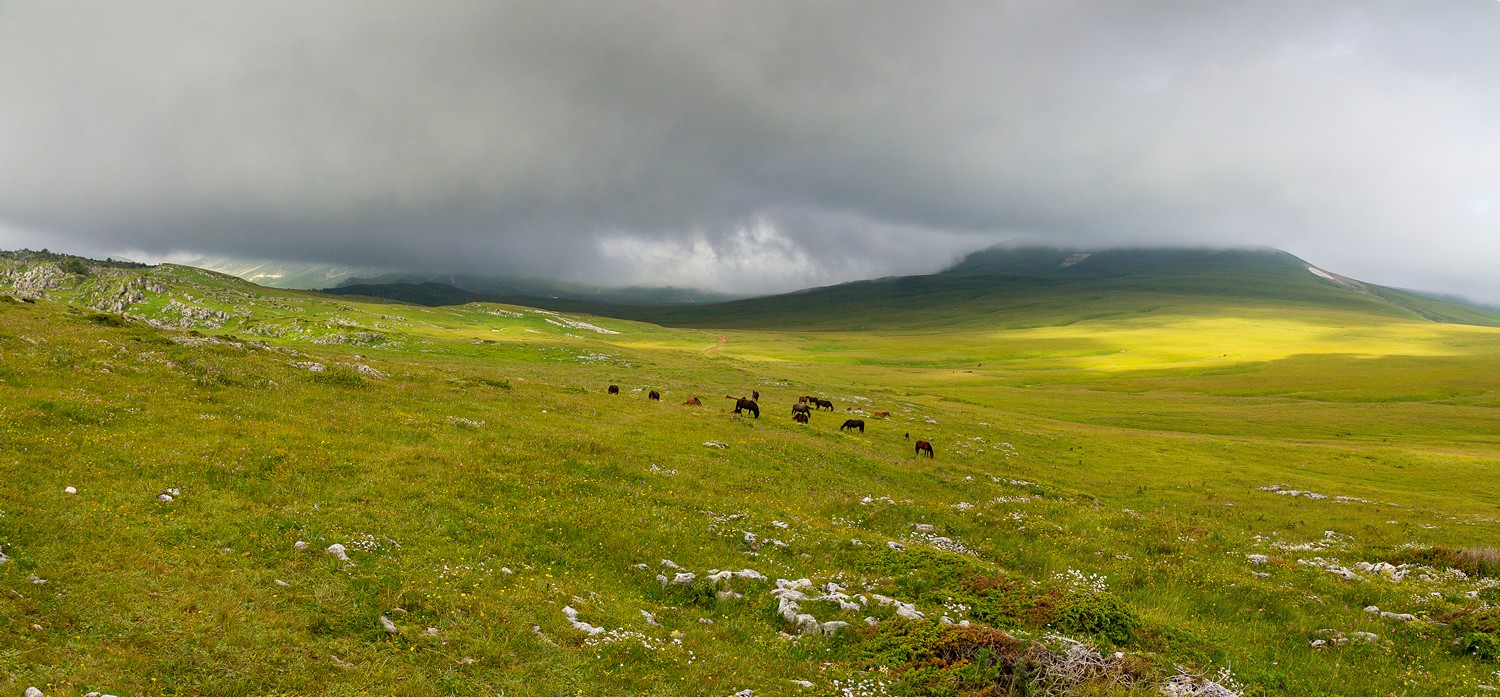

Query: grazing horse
[[752, 390, 759, 401], [791, 403, 812, 417], [648, 390, 661, 401], [798, 395, 810, 404], [733, 398, 760, 418], [816, 399, 834, 411], [873, 411, 889, 418], [840, 419, 865, 433], [683, 397, 702, 406], [608, 384, 619, 395], [915, 440, 934, 458], [793, 412, 809, 424]]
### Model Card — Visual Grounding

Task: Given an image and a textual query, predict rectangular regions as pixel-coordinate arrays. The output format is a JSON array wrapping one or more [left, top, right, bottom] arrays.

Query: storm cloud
[[1, 1, 1498, 297]]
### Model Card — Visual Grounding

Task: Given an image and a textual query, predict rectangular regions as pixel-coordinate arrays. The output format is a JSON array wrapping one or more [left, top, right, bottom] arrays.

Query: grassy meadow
[[4, 253, 1500, 695]]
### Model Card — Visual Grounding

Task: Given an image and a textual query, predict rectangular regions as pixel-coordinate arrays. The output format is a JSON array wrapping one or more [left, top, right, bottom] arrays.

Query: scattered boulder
[[1246, 554, 1269, 565], [562, 606, 606, 635], [25, 687, 44, 697], [293, 541, 308, 551], [672, 572, 696, 584], [273, 579, 291, 588], [380, 616, 398, 633], [64, 486, 76, 495], [326, 543, 350, 561]]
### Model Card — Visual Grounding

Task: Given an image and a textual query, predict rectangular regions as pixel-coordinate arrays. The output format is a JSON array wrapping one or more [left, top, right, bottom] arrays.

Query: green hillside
[[4, 249, 1500, 695], [609, 246, 1500, 331]]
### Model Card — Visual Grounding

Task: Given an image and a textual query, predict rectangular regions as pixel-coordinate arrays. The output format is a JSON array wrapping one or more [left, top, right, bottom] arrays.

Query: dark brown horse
[[752, 390, 759, 401], [793, 412, 809, 424], [683, 397, 702, 406], [733, 398, 760, 418], [915, 440, 934, 458], [840, 419, 865, 433], [648, 390, 660, 401], [607, 384, 619, 395], [816, 399, 834, 411]]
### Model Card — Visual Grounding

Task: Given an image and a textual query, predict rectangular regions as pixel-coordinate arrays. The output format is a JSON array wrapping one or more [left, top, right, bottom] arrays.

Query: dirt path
[[704, 334, 727, 355]]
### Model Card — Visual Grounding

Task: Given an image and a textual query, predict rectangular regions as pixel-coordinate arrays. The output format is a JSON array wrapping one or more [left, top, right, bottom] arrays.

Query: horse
[[752, 390, 759, 401], [873, 411, 890, 418], [915, 440, 934, 458], [816, 399, 834, 411], [791, 403, 812, 417], [793, 412, 809, 424], [840, 419, 865, 433], [683, 397, 702, 406], [608, 384, 619, 395], [733, 398, 760, 418], [648, 390, 661, 401], [798, 395, 810, 404]]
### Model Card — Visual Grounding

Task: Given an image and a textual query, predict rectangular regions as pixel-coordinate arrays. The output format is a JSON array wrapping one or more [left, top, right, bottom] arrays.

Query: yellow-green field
[[4, 253, 1500, 696]]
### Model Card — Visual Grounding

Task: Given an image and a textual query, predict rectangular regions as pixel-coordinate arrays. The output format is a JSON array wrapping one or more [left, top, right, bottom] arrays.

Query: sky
[[1, 1, 1498, 299]]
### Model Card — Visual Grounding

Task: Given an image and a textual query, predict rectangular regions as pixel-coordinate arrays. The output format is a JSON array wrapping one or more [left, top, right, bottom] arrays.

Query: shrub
[[1052, 591, 1141, 646], [1454, 633, 1500, 662]]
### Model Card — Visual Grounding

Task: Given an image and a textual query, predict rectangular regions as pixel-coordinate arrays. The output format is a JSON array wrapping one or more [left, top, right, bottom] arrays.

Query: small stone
[[1310, 639, 1327, 648], [380, 615, 398, 633], [733, 690, 755, 697], [790, 680, 814, 688], [672, 572, 696, 584], [864, 616, 879, 626], [64, 486, 76, 495], [641, 610, 658, 625], [326, 543, 349, 561], [501, 567, 514, 574], [331, 654, 357, 669], [157, 493, 174, 503], [821, 621, 850, 635], [423, 627, 439, 636], [633, 563, 649, 570], [293, 541, 308, 551], [31, 623, 43, 631], [699, 617, 714, 624], [29, 574, 46, 585], [914, 523, 934, 532], [274, 579, 291, 587], [25, 687, 44, 697]]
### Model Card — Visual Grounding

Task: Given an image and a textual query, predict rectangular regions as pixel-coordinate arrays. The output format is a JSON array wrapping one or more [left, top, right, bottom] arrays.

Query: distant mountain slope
[[331, 271, 740, 306], [175, 255, 385, 289], [594, 246, 1500, 330]]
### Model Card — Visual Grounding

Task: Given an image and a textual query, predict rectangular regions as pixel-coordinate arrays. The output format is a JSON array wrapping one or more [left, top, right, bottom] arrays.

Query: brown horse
[[798, 395, 810, 404], [683, 397, 702, 406], [840, 419, 865, 433], [733, 398, 760, 418], [648, 390, 660, 401], [816, 399, 834, 411], [608, 384, 620, 395], [915, 440, 934, 458], [873, 411, 890, 418], [752, 390, 759, 400], [793, 412, 809, 424]]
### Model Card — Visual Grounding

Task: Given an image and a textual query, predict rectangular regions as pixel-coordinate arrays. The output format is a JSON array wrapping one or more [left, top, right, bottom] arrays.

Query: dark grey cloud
[[1, 1, 1498, 297]]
